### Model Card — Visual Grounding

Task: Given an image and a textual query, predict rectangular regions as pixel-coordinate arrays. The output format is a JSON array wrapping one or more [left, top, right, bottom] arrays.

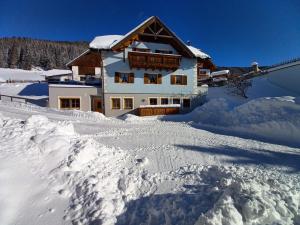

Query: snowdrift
[[189, 96, 300, 146]]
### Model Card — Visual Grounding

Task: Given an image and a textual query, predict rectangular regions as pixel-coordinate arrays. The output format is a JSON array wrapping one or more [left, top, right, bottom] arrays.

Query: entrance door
[[91, 96, 102, 113]]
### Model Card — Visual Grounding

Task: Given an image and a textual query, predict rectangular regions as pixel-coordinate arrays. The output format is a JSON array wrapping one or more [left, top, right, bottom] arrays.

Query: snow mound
[[65, 110, 109, 121], [190, 97, 300, 146], [122, 113, 157, 122], [89, 35, 124, 49], [194, 166, 300, 225]]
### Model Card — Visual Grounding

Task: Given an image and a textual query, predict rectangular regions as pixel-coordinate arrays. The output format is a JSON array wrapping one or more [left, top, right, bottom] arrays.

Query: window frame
[[59, 97, 81, 110], [132, 47, 150, 52], [172, 98, 181, 105], [115, 72, 134, 84], [111, 97, 121, 110], [144, 73, 162, 84], [155, 49, 173, 54], [123, 97, 134, 110], [160, 97, 169, 105], [170, 75, 187, 85], [148, 97, 158, 105]]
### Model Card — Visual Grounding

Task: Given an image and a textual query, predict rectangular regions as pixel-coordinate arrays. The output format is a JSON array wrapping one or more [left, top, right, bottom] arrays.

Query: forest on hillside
[[0, 37, 88, 70]]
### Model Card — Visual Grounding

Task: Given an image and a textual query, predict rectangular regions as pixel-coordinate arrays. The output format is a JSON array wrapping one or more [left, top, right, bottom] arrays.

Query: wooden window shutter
[[115, 72, 120, 83], [171, 75, 176, 85], [157, 74, 162, 84], [144, 74, 149, 84], [129, 73, 134, 83], [182, 75, 187, 85]]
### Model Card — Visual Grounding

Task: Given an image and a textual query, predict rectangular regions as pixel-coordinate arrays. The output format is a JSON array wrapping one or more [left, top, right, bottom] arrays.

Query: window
[[144, 73, 162, 84], [183, 99, 191, 108], [79, 66, 95, 75], [155, 49, 173, 54], [161, 98, 169, 105], [170, 75, 187, 85], [115, 72, 134, 83], [132, 47, 150, 52], [172, 98, 181, 105], [60, 98, 80, 110], [111, 98, 121, 109], [80, 76, 86, 81], [198, 69, 210, 76], [123, 98, 133, 110], [149, 98, 158, 105]]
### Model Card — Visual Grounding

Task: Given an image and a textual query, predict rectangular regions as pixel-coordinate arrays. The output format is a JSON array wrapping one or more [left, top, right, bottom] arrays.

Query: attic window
[[132, 47, 150, 52], [155, 49, 173, 54]]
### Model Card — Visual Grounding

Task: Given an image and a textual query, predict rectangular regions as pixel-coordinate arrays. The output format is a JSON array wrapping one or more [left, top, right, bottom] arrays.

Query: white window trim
[[160, 97, 169, 105], [123, 97, 134, 110], [171, 97, 181, 105], [58, 96, 82, 110], [148, 97, 159, 105], [110, 97, 122, 110]]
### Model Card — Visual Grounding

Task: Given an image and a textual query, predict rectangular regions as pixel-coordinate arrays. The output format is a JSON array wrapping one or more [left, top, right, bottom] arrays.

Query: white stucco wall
[[102, 42, 198, 95]]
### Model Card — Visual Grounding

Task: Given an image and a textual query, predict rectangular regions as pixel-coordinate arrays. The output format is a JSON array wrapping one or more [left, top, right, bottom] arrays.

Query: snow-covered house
[[48, 16, 215, 116], [265, 58, 300, 95], [42, 69, 72, 83]]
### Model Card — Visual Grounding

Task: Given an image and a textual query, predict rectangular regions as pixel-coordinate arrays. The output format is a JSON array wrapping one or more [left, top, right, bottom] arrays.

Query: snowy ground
[[0, 68, 44, 82], [1, 75, 300, 225]]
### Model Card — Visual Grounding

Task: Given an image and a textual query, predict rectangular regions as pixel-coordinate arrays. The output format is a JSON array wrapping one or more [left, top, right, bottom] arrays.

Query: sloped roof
[[110, 16, 195, 58], [187, 45, 210, 59], [41, 69, 72, 77], [89, 35, 124, 49]]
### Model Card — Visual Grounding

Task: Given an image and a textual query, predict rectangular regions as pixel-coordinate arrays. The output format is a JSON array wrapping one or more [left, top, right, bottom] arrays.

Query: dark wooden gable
[[67, 50, 102, 68], [111, 16, 195, 58]]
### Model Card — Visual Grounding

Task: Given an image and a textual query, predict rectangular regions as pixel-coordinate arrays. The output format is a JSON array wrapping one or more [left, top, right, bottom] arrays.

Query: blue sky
[[0, 0, 299, 66]]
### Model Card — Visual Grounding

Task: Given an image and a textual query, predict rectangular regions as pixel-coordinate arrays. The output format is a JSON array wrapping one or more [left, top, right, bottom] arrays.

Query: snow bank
[[194, 166, 300, 225], [189, 97, 300, 146]]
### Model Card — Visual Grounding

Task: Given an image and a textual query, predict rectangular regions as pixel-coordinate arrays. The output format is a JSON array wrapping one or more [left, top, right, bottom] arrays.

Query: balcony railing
[[128, 51, 181, 71]]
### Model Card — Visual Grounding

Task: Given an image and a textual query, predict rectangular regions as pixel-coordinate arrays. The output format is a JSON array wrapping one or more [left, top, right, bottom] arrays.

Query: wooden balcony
[[128, 51, 181, 71]]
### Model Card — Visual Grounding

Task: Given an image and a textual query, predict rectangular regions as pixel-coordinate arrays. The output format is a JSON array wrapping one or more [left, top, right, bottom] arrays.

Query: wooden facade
[[128, 51, 181, 70], [138, 106, 179, 116]]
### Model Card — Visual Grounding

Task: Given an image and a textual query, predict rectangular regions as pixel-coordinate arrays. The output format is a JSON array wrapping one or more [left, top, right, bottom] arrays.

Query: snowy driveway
[[1, 101, 300, 225]]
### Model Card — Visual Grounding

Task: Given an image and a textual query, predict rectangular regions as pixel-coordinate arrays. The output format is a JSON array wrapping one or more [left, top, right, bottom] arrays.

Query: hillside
[[0, 37, 88, 70]]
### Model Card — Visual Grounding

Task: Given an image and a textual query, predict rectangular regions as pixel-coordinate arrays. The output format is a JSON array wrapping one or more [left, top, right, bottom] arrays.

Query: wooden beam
[[138, 33, 174, 39]]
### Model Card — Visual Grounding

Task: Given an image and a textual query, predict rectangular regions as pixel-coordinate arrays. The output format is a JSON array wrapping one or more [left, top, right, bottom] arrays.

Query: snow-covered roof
[[211, 70, 230, 77], [89, 35, 124, 49], [187, 45, 210, 59], [41, 69, 72, 77], [49, 84, 95, 88]]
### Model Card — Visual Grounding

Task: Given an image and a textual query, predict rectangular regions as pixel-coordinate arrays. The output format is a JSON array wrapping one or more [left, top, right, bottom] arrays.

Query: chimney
[[251, 61, 259, 73], [186, 40, 191, 46]]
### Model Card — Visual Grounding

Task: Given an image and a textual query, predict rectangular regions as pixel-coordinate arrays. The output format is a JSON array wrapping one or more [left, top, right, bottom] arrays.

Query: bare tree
[[227, 77, 252, 98]]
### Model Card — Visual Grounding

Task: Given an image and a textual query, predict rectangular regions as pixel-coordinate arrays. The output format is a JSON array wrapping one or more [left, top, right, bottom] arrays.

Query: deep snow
[[1, 73, 300, 225], [1, 99, 300, 225]]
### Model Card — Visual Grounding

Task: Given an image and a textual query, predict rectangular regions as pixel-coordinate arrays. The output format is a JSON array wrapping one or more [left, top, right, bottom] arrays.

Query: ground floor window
[[60, 98, 80, 109], [183, 99, 191, 108], [172, 98, 181, 105], [123, 98, 133, 110], [111, 98, 121, 109], [149, 98, 158, 105], [161, 98, 169, 105]]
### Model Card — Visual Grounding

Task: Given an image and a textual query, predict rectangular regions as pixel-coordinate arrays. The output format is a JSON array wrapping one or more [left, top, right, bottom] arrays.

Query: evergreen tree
[[7, 43, 19, 68]]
